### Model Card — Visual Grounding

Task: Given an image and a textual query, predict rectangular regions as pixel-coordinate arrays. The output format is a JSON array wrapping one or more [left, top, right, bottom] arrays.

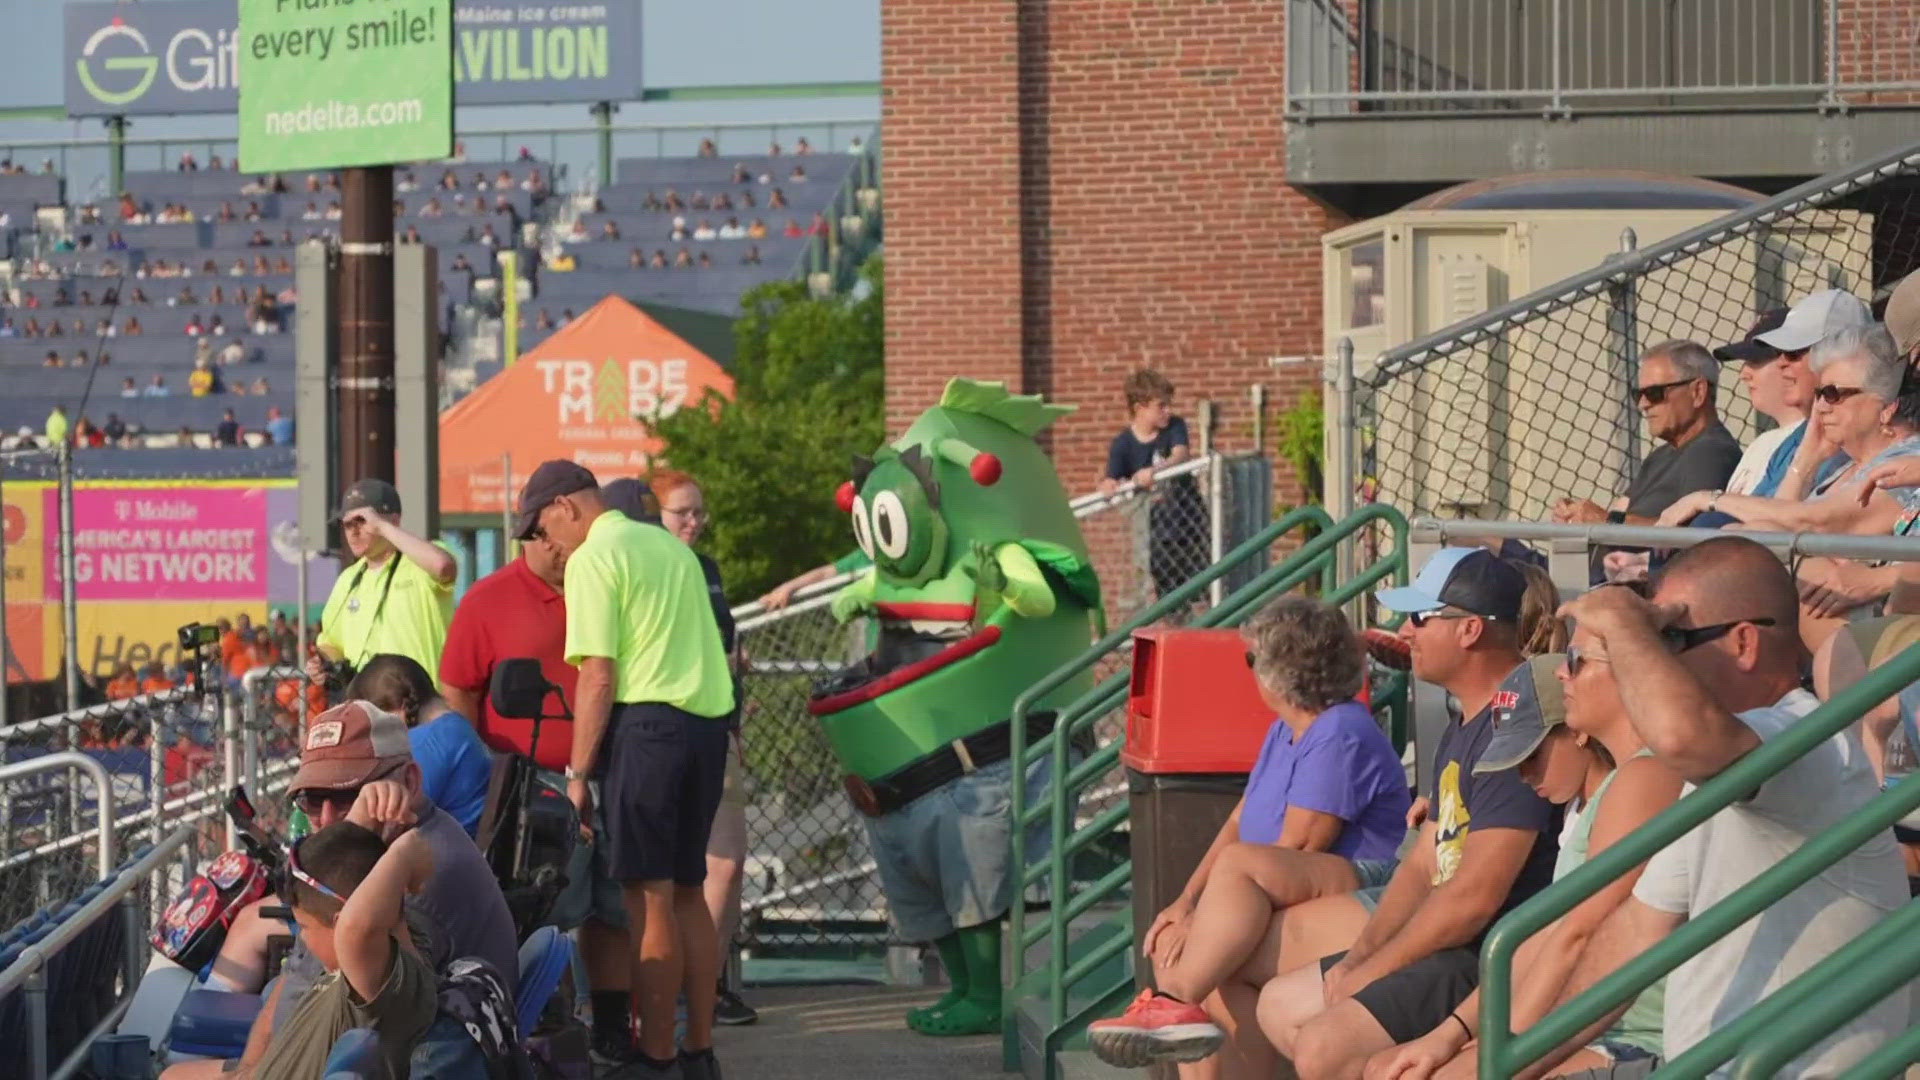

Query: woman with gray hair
[[1087, 595, 1410, 1072]]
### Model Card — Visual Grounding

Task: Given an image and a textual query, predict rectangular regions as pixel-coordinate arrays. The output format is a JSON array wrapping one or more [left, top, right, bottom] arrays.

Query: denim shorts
[[864, 752, 1068, 942], [1352, 857, 1399, 911], [548, 793, 628, 930]]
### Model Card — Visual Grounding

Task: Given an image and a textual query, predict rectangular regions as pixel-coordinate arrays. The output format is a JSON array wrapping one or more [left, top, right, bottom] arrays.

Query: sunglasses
[[292, 763, 403, 817], [1813, 385, 1867, 406], [1409, 610, 1485, 629], [278, 835, 347, 908], [1635, 378, 1702, 405], [1660, 617, 1776, 653], [1564, 643, 1610, 678]]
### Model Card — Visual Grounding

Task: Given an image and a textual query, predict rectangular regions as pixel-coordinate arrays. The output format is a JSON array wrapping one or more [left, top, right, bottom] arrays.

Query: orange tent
[[439, 296, 736, 515]]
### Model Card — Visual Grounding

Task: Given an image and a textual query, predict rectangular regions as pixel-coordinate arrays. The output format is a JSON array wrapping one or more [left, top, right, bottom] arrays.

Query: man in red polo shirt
[[438, 530, 644, 1069], [439, 533, 575, 770]]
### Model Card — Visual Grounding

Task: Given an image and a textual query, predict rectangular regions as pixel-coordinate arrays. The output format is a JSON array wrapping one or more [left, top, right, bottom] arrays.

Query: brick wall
[[1834, 0, 1920, 104], [884, 0, 1346, 507]]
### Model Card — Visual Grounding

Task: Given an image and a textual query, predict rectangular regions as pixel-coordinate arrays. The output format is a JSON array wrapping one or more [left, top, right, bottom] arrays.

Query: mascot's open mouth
[[807, 623, 1003, 717]]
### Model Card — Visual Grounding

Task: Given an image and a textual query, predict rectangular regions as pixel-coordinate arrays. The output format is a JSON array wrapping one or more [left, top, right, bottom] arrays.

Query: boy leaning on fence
[[1098, 368, 1210, 606]]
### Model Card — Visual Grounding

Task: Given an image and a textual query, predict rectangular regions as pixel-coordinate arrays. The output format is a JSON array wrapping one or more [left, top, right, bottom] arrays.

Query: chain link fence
[[1357, 142, 1920, 523], [728, 451, 1271, 951]]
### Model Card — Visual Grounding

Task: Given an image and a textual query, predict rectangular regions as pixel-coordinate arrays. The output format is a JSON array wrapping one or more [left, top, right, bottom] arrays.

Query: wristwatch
[[1706, 489, 1725, 513], [564, 766, 582, 781]]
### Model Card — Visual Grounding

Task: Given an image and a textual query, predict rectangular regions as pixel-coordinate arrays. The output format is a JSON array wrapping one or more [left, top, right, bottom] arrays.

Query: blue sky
[[0, 0, 880, 195]]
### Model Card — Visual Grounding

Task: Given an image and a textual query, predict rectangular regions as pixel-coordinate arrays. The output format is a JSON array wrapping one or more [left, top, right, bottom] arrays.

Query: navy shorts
[[599, 702, 732, 886]]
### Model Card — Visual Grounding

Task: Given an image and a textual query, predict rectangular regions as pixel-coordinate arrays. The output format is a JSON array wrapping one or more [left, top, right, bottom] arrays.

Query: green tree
[[650, 257, 885, 599]]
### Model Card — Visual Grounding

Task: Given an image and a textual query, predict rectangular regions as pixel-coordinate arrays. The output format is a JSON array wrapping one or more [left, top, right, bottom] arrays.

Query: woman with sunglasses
[[1087, 595, 1409, 1072], [1364, 642, 1683, 1080]]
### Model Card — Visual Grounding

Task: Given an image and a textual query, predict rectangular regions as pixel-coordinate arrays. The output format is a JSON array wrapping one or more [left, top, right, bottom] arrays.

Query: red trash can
[[1123, 628, 1276, 1001]]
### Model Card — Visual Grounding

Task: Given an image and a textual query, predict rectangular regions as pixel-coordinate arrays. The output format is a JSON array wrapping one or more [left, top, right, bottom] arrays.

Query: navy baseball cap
[[1377, 546, 1527, 623], [1711, 308, 1789, 364], [513, 459, 598, 540], [600, 477, 661, 525], [1475, 655, 1571, 774]]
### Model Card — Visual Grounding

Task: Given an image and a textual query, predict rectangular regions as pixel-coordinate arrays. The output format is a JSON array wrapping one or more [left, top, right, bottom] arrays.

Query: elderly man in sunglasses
[[1515, 537, 1908, 1079], [1550, 340, 1742, 530], [165, 701, 517, 1080]]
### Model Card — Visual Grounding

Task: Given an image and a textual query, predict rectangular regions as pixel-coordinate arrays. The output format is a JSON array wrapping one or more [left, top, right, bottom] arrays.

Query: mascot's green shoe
[[906, 932, 971, 1028], [906, 923, 1003, 1036]]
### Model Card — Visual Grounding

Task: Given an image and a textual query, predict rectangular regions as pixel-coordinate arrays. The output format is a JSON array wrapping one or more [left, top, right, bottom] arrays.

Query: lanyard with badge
[[342, 555, 402, 662]]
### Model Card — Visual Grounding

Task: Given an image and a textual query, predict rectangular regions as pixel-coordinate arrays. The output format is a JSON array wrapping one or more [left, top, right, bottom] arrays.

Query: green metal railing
[[1479, 639, 1920, 1080], [1004, 502, 1410, 1069]]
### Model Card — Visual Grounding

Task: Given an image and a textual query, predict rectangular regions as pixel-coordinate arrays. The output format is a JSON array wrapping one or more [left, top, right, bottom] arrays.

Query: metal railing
[[1390, 518, 1920, 1079], [0, 754, 115, 884], [0, 825, 195, 1080], [1005, 501, 1411, 1069], [1286, 0, 1920, 119], [1329, 135, 1920, 525]]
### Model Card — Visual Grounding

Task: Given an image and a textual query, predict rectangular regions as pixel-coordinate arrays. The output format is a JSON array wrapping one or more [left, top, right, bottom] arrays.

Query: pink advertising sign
[[44, 485, 271, 602]]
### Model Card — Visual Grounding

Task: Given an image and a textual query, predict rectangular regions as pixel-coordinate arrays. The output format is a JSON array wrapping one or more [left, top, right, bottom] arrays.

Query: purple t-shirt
[[1237, 700, 1411, 860]]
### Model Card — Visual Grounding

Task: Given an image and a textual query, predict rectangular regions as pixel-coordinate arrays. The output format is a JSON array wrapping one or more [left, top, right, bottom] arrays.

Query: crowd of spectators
[[1083, 273, 1920, 1079]]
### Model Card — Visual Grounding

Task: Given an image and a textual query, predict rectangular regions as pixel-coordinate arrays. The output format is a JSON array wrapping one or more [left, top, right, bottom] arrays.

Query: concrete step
[[1057, 1049, 1138, 1080]]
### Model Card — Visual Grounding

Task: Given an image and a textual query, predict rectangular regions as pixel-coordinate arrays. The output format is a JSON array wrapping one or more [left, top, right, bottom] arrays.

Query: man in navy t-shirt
[[1258, 547, 1562, 1077]]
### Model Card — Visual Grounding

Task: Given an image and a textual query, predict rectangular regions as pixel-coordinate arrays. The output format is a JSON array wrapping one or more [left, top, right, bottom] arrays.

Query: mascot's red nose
[[836, 480, 857, 513]]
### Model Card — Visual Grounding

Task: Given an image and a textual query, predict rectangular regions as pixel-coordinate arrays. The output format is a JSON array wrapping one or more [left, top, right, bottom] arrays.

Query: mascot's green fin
[[939, 378, 1074, 436]]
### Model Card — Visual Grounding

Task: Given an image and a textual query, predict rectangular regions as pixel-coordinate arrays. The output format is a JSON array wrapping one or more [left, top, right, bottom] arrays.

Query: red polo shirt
[[439, 556, 576, 771]]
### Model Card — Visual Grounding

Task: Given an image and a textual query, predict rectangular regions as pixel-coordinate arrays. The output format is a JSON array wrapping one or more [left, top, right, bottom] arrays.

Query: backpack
[[151, 849, 269, 972], [412, 956, 534, 1080]]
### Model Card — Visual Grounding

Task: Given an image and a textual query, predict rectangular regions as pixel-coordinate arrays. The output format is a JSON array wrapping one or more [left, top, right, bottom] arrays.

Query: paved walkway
[[710, 985, 1003, 1079]]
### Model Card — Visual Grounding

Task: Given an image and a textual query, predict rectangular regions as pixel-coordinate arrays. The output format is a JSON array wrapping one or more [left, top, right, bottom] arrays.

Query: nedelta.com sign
[[238, 0, 454, 171], [64, 0, 642, 117]]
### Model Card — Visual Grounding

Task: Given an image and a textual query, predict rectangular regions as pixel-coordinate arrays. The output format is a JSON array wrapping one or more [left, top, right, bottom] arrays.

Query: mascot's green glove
[[830, 570, 878, 623], [971, 541, 1055, 621]]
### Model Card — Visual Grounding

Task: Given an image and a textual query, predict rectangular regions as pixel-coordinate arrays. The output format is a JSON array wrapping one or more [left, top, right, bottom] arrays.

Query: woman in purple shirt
[[1090, 596, 1410, 1069]]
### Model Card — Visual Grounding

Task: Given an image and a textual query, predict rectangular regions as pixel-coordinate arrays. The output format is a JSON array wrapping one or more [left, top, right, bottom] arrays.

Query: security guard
[[513, 460, 733, 1080]]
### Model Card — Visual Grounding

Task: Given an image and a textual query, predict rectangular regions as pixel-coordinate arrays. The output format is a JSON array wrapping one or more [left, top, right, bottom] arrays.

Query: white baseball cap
[[1754, 289, 1873, 353]]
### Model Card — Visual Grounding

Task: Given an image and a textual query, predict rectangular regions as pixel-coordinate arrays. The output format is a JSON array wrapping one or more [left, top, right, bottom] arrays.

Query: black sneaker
[[714, 984, 759, 1026], [591, 1030, 645, 1074], [678, 1047, 721, 1080]]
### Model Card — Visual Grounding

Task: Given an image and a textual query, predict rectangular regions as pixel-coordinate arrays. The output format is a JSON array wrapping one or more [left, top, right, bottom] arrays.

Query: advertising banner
[[237, 0, 454, 172], [438, 295, 735, 515], [3, 479, 336, 684], [65, 0, 642, 118]]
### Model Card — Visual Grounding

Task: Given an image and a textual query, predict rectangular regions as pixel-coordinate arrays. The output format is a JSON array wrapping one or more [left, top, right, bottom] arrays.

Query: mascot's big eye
[[872, 491, 910, 560], [850, 495, 874, 559]]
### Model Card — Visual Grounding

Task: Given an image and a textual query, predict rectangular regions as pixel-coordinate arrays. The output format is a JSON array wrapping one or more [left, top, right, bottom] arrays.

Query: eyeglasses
[[1813, 385, 1868, 406], [663, 506, 708, 521], [279, 835, 346, 908], [526, 524, 548, 542], [1660, 617, 1776, 653], [1409, 610, 1485, 629], [1635, 378, 1702, 405], [291, 763, 401, 817]]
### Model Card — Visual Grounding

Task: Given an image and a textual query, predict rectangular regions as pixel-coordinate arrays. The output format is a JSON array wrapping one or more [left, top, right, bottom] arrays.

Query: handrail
[[0, 687, 198, 742], [0, 752, 116, 881], [1478, 639, 1920, 1079], [1009, 502, 1410, 1056], [1367, 140, 1920, 385], [1410, 516, 1920, 563]]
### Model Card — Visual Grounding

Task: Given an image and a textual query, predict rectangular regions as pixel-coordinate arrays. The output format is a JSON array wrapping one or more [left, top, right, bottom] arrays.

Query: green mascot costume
[[809, 378, 1101, 1036]]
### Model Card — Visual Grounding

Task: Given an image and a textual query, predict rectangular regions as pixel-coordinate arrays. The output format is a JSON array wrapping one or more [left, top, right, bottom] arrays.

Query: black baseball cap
[[601, 477, 661, 525], [1711, 308, 1789, 364], [1376, 546, 1527, 623], [513, 459, 598, 540], [330, 478, 401, 523]]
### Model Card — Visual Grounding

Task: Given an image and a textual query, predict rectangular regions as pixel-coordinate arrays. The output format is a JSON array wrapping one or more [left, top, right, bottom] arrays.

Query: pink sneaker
[[1087, 989, 1224, 1068]]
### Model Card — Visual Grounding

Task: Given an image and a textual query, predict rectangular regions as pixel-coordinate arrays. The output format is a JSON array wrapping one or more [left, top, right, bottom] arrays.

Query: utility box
[[1124, 628, 1275, 1001]]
